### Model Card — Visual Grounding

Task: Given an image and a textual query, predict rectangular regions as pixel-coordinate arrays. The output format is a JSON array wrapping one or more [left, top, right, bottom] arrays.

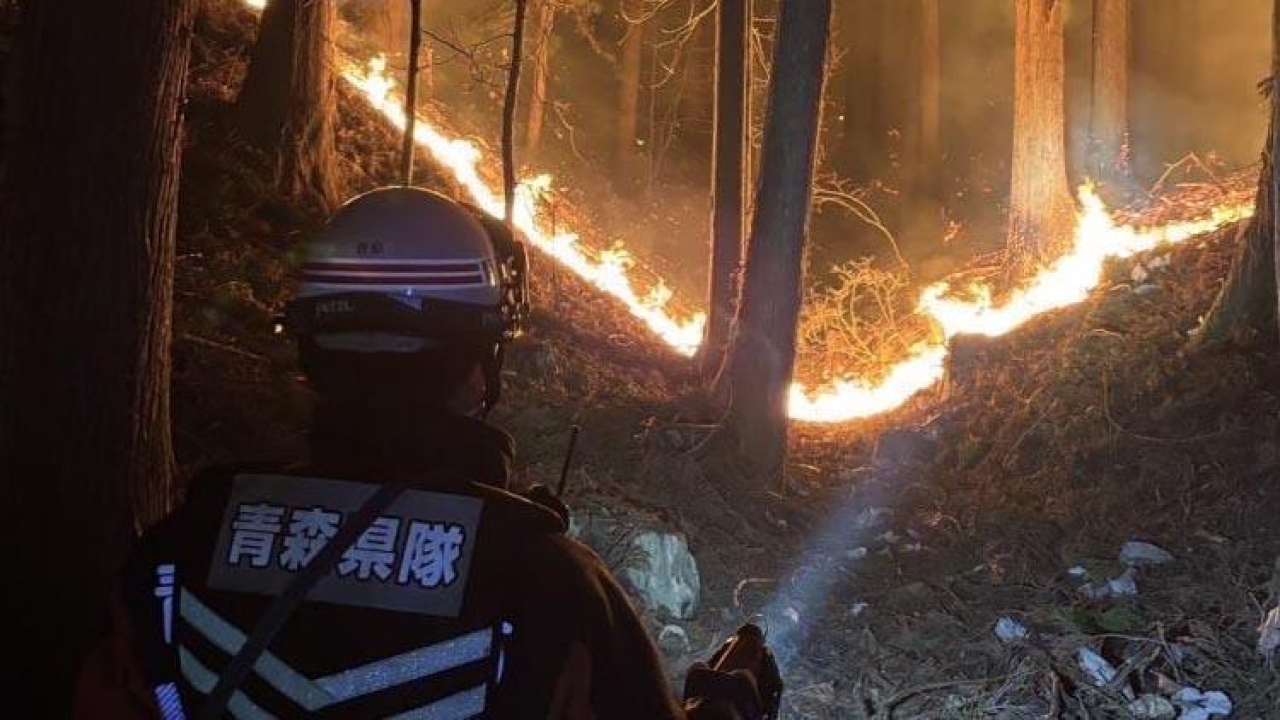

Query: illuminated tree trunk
[[713, 0, 831, 484], [1196, 2, 1279, 344], [524, 0, 556, 157], [401, 0, 423, 185], [1091, 0, 1130, 181], [503, 0, 528, 223], [0, 0, 194, 710], [238, 0, 341, 209], [701, 0, 749, 378], [617, 0, 646, 165], [1009, 0, 1074, 266]]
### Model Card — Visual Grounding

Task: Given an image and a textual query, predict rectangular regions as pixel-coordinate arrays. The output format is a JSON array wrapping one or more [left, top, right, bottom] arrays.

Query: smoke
[[1129, 0, 1271, 179]]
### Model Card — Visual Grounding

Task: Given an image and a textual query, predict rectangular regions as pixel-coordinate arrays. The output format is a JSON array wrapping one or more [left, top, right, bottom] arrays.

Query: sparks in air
[[339, 54, 1252, 424]]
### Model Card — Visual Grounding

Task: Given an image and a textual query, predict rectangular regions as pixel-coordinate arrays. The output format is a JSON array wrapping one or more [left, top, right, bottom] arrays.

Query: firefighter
[[74, 186, 773, 719]]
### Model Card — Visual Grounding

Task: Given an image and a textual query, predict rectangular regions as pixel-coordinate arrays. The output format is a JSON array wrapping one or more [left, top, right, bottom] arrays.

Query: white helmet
[[284, 186, 529, 408]]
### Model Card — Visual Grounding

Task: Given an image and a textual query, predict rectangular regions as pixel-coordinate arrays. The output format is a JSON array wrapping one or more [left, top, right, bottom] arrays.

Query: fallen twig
[[180, 332, 266, 362]]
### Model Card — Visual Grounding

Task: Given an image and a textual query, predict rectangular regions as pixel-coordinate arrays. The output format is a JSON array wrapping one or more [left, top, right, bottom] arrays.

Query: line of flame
[[343, 57, 707, 356], [788, 185, 1253, 422], [317, 43, 1256, 424]]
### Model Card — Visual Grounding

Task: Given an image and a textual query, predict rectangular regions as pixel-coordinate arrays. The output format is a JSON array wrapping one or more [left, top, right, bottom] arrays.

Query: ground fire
[[342, 52, 1255, 424]]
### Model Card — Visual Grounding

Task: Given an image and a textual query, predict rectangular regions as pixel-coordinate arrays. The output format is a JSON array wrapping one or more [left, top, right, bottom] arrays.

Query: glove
[[524, 483, 570, 526], [682, 663, 765, 720]]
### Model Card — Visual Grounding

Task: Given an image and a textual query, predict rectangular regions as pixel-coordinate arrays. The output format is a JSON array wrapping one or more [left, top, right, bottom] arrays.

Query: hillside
[[172, 2, 1280, 717]]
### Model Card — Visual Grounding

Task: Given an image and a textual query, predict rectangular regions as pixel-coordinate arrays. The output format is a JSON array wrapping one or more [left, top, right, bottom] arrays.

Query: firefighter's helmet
[[284, 186, 529, 409]]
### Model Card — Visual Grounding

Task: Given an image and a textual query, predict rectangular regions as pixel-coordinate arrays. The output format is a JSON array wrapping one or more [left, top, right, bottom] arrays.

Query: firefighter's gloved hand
[[682, 663, 765, 720], [524, 484, 569, 526]]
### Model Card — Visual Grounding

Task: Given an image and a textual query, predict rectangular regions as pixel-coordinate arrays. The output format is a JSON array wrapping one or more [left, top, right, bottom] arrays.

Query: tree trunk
[[1009, 0, 1075, 266], [402, 0, 423, 185], [701, 0, 749, 378], [1195, 2, 1279, 345], [0, 0, 194, 710], [904, 0, 940, 183], [524, 0, 556, 157], [617, 0, 646, 167], [838, 0, 886, 183], [900, 0, 943, 246], [238, 0, 341, 209], [503, 0, 529, 224], [712, 0, 831, 484], [1091, 0, 1130, 182]]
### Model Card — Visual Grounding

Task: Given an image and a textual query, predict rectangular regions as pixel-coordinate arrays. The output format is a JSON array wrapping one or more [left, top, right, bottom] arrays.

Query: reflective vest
[[120, 469, 563, 719]]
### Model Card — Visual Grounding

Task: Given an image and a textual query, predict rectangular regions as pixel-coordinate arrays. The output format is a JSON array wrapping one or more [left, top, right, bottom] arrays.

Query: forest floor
[[166, 2, 1280, 717]]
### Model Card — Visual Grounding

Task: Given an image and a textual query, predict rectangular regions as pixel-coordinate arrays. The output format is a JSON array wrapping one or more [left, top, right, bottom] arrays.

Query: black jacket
[[89, 408, 682, 719]]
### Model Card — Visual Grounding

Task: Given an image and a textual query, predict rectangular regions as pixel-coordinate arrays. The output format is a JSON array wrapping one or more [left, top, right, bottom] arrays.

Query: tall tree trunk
[[524, 0, 556, 157], [1009, 0, 1074, 267], [238, 0, 341, 209], [1091, 0, 1130, 182], [0, 0, 195, 710], [1195, 2, 1280, 345], [701, 0, 749, 378], [402, 0, 423, 185], [901, 0, 943, 247], [617, 0, 646, 168], [838, 0, 885, 183], [904, 0, 940, 184], [713, 0, 831, 484], [504, 0, 529, 224]]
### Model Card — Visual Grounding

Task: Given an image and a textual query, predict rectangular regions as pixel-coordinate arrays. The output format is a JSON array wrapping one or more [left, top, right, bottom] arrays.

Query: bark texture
[[238, 0, 341, 209], [701, 0, 749, 378], [0, 0, 195, 710], [1009, 0, 1075, 265], [713, 0, 831, 484]]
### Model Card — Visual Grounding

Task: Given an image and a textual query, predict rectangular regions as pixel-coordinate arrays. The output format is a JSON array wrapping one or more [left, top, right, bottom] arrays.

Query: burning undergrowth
[[795, 258, 933, 391], [765, 173, 1280, 716], [171, 2, 1280, 717], [173, 0, 696, 475]]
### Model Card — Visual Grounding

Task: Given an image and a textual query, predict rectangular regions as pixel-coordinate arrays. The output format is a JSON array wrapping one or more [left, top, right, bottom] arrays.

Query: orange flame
[[233, 9, 1250, 425], [341, 55, 1254, 423], [343, 57, 707, 355], [787, 184, 1253, 423], [920, 184, 1253, 340]]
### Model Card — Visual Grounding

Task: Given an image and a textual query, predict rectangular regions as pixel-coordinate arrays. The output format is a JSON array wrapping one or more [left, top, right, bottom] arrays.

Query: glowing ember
[[239, 0, 1255, 425]]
